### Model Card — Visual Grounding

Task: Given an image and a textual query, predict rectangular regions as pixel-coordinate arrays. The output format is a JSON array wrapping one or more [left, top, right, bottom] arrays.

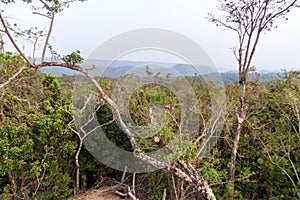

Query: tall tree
[[208, 0, 299, 198]]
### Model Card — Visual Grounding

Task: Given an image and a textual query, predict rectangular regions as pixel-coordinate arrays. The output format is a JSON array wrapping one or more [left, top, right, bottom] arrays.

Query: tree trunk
[[229, 80, 247, 199], [75, 139, 83, 193]]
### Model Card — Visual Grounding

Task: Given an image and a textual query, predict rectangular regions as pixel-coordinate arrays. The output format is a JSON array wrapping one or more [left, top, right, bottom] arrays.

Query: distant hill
[[39, 59, 281, 85], [219, 72, 280, 85]]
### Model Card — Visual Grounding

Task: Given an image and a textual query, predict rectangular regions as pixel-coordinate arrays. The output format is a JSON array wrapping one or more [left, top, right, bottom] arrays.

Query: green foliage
[[128, 83, 180, 151], [213, 71, 300, 199], [62, 50, 84, 65], [0, 54, 76, 199]]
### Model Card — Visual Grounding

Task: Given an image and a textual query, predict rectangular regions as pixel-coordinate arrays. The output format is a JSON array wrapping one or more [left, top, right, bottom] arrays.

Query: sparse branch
[[208, 13, 239, 33], [0, 13, 34, 66], [39, 0, 52, 11], [262, 0, 298, 30], [258, 136, 300, 198], [244, 3, 267, 72], [32, 11, 51, 19]]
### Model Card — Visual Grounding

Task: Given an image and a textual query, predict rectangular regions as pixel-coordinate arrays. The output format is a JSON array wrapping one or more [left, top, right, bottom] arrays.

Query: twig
[[132, 172, 136, 195], [32, 12, 51, 19], [121, 166, 128, 183], [162, 188, 167, 200]]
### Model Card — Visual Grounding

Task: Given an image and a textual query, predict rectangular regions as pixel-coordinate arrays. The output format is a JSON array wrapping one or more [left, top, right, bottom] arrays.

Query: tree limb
[[41, 11, 55, 62]]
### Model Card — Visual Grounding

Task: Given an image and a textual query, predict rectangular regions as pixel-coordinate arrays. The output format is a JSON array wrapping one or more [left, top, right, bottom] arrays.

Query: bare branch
[[207, 13, 240, 33], [258, 136, 300, 198], [41, 11, 55, 62], [127, 186, 138, 200], [39, 0, 52, 11], [121, 166, 128, 183], [0, 13, 34, 66], [32, 12, 51, 19], [0, 66, 26, 90]]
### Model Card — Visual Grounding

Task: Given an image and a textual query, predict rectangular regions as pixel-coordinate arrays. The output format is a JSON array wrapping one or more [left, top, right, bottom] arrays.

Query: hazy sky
[[2, 0, 300, 72]]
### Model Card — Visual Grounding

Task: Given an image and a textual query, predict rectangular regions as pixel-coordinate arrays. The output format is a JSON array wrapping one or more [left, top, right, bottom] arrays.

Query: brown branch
[[38, 0, 56, 63], [244, 2, 269, 72], [41, 12, 55, 62], [39, 0, 52, 10]]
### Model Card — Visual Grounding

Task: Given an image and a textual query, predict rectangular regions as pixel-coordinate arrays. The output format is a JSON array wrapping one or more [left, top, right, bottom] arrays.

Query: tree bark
[[74, 138, 83, 193]]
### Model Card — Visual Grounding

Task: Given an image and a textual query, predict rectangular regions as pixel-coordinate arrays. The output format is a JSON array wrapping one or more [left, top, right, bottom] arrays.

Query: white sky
[[2, 0, 300, 72]]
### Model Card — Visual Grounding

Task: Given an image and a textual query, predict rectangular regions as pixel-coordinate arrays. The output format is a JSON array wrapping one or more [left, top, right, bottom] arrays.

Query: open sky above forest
[[2, 0, 300, 72]]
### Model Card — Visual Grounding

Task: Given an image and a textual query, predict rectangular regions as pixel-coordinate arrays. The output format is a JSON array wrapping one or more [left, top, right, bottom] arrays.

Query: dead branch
[[121, 166, 128, 183], [0, 66, 26, 89]]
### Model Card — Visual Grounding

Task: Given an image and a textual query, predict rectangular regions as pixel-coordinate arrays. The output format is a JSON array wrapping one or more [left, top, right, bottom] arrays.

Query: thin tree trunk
[[229, 80, 247, 199], [75, 138, 83, 193]]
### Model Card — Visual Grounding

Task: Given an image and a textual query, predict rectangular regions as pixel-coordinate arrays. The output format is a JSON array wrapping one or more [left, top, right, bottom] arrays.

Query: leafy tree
[[251, 71, 300, 198], [0, 53, 77, 199]]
